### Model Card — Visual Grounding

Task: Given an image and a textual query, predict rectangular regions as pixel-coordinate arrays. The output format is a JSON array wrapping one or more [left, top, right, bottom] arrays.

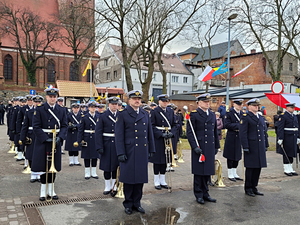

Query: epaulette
[[281, 113, 284, 115], [82, 115, 85, 117], [192, 110, 197, 113], [97, 118, 99, 122], [119, 109, 124, 112], [37, 104, 42, 107], [243, 113, 247, 116]]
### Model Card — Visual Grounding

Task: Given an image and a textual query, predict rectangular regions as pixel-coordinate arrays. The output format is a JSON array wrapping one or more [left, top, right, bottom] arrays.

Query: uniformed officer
[[187, 93, 220, 204], [150, 94, 176, 190], [240, 98, 268, 197], [6, 100, 13, 138], [80, 103, 88, 115], [223, 99, 244, 182], [97, 104, 106, 114], [117, 100, 123, 110], [20, 95, 44, 182], [10, 97, 22, 159], [95, 96, 119, 196], [76, 101, 99, 179], [142, 104, 151, 113], [168, 103, 182, 158], [150, 102, 157, 110], [65, 103, 82, 166], [32, 88, 68, 201], [115, 90, 155, 215], [57, 97, 69, 114], [277, 103, 300, 176]]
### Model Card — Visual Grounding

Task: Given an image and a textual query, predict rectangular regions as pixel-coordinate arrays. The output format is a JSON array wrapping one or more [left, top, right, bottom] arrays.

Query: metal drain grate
[[23, 194, 111, 208]]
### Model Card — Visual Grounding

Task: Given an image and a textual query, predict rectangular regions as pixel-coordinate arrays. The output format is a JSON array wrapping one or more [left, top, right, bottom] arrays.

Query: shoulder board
[[119, 109, 123, 112], [100, 111, 104, 113], [97, 118, 99, 122], [37, 104, 42, 107], [26, 109, 28, 111], [192, 110, 197, 113], [226, 109, 229, 112], [82, 115, 85, 117], [281, 113, 284, 115], [243, 114, 247, 116]]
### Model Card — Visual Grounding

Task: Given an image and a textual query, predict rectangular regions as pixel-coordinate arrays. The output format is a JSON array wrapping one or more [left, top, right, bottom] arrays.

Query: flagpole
[[90, 58, 92, 99]]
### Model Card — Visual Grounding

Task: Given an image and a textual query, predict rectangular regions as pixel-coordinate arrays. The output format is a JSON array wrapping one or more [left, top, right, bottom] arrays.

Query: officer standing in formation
[[187, 93, 219, 204], [240, 98, 268, 197], [115, 90, 155, 215], [150, 94, 175, 190], [76, 101, 99, 180], [32, 87, 68, 201], [20, 95, 44, 182], [65, 103, 82, 166], [10, 97, 21, 159], [223, 99, 244, 182], [95, 97, 119, 196], [277, 103, 299, 176]]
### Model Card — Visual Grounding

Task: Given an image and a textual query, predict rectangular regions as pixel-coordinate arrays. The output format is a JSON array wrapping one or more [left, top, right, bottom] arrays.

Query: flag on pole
[[198, 65, 215, 82], [232, 63, 253, 78], [212, 61, 227, 77], [82, 59, 91, 77], [151, 96, 153, 102]]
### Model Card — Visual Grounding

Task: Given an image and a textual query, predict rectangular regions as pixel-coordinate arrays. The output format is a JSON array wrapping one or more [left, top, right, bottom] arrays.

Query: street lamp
[[225, 13, 238, 111]]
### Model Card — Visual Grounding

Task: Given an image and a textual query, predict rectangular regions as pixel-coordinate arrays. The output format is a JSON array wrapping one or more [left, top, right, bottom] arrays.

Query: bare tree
[[0, 3, 58, 86]]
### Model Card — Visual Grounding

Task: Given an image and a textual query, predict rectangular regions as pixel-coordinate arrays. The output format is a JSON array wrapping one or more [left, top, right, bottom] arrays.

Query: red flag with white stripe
[[232, 63, 253, 78]]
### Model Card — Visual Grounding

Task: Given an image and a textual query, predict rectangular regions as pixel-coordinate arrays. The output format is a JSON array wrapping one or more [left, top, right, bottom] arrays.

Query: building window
[[172, 90, 178, 95], [87, 65, 94, 82], [153, 73, 157, 81], [47, 60, 55, 82], [107, 72, 110, 80], [104, 59, 108, 66], [70, 61, 79, 81], [114, 71, 117, 79], [142, 72, 147, 82], [4, 54, 13, 80], [183, 77, 188, 83], [172, 76, 179, 83], [289, 63, 293, 71]]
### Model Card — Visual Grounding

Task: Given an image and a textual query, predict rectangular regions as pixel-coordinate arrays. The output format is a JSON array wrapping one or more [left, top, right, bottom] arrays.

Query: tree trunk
[[157, 52, 167, 94]]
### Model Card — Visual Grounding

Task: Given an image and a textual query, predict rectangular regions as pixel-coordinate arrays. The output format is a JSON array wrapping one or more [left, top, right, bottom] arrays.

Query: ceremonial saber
[[280, 144, 291, 164]]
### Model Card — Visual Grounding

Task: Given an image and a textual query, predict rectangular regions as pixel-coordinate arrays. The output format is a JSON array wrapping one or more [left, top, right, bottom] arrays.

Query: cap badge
[[135, 91, 139, 96], [50, 89, 55, 93]]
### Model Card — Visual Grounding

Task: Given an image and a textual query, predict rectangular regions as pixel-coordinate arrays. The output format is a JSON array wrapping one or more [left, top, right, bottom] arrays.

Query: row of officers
[[6, 86, 297, 215]]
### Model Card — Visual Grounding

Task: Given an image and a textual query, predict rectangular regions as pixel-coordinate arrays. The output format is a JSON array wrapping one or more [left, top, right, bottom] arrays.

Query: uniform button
[[205, 123, 207, 125], [162, 121, 164, 122], [135, 130, 137, 132], [205, 135, 207, 137], [135, 123, 137, 125], [112, 140, 114, 143], [144, 130, 146, 132], [145, 137, 146, 138], [90, 136, 92, 138], [258, 130, 260, 131], [136, 137, 138, 139], [205, 141, 207, 143], [205, 129, 207, 131], [112, 130, 114, 132], [144, 144, 147, 146], [259, 139, 261, 141], [143, 123, 145, 125], [48, 120, 50, 122], [48, 126, 50, 128], [136, 144, 138, 146]]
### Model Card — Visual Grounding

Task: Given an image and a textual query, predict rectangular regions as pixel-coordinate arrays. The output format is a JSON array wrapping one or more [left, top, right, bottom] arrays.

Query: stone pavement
[[0, 121, 299, 225]]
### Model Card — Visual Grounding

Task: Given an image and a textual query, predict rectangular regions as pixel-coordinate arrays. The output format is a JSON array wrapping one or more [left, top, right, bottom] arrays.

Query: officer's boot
[[48, 183, 58, 200], [69, 156, 74, 166], [103, 180, 111, 195], [85, 167, 91, 179], [24, 159, 28, 169], [233, 168, 243, 181], [91, 167, 99, 179], [30, 172, 36, 183], [160, 174, 169, 189], [228, 169, 236, 182], [74, 156, 81, 166], [154, 175, 161, 190], [284, 164, 292, 176], [290, 164, 298, 176], [16, 151, 23, 161], [39, 184, 46, 201]]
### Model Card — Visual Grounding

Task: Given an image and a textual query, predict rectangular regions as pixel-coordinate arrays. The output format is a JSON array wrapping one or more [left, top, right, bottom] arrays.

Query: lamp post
[[226, 13, 238, 110]]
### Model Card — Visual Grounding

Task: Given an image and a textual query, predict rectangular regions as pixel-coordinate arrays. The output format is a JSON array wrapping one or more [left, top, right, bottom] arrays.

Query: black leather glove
[[265, 148, 268, 152], [45, 138, 52, 143], [193, 147, 203, 155], [244, 148, 249, 153], [215, 149, 218, 155], [162, 133, 168, 139], [97, 148, 104, 154], [148, 152, 155, 159], [167, 132, 174, 138], [55, 137, 62, 146], [118, 154, 127, 162]]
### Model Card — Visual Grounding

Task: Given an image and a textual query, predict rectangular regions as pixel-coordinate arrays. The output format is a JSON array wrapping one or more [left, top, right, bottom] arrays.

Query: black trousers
[[68, 151, 79, 156], [227, 159, 239, 169], [123, 183, 144, 208], [104, 170, 117, 179], [40, 173, 56, 184], [283, 155, 293, 164], [0, 112, 3, 124], [153, 163, 166, 175], [84, 158, 97, 167], [193, 175, 210, 199], [244, 168, 261, 192]]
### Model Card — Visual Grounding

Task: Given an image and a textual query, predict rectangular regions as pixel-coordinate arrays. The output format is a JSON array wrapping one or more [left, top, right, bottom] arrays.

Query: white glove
[[277, 139, 283, 145], [297, 138, 300, 144]]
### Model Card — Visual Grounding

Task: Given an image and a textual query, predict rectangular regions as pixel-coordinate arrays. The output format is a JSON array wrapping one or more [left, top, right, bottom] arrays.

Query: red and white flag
[[198, 65, 215, 82], [232, 63, 253, 78]]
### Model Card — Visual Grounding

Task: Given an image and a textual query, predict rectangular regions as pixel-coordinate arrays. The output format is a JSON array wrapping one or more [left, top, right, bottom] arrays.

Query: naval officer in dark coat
[[65, 103, 82, 166], [76, 101, 99, 179], [95, 96, 119, 196], [240, 98, 268, 197], [150, 94, 176, 190], [115, 90, 155, 215], [10, 97, 21, 158], [32, 87, 68, 201], [187, 93, 220, 204], [277, 103, 300, 176], [223, 99, 244, 182]]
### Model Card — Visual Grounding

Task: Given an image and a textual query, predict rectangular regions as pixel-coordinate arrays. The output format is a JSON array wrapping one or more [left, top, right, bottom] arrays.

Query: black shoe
[[85, 177, 90, 180], [203, 196, 217, 202], [69, 163, 74, 167], [196, 198, 205, 204], [103, 190, 111, 195], [30, 179, 36, 183], [37, 179, 41, 183], [39, 197, 45, 201], [61, 152, 65, 154], [253, 191, 264, 196], [291, 172, 298, 176], [136, 206, 145, 214], [228, 178, 236, 182], [111, 190, 117, 197], [245, 190, 255, 197], [52, 195, 59, 200], [284, 172, 293, 176], [161, 185, 169, 189], [235, 177, 243, 181], [91, 176, 99, 179], [125, 208, 132, 215], [75, 163, 82, 166], [207, 181, 214, 186], [155, 185, 161, 190], [16, 159, 23, 162]]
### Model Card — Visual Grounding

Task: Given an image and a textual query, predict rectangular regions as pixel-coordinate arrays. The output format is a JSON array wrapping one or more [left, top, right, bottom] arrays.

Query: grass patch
[[267, 130, 276, 137]]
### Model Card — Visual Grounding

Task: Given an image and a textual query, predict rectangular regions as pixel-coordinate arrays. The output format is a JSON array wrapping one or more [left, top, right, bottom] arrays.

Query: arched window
[[87, 64, 94, 82], [47, 60, 55, 82], [70, 61, 79, 81], [4, 54, 13, 80]]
